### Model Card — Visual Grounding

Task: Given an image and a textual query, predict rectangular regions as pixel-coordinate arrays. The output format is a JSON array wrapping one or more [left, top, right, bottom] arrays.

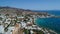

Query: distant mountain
[[0, 6, 32, 14], [0, 6, 47, 15]]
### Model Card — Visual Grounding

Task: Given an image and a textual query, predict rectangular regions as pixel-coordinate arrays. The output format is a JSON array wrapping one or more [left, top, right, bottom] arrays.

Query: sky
[[0, 0, 60, 10]]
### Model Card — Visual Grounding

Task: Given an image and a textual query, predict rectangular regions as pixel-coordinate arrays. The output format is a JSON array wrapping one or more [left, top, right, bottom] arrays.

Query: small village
[[0, 13, 57, 34], [0, 0, 60, 34]]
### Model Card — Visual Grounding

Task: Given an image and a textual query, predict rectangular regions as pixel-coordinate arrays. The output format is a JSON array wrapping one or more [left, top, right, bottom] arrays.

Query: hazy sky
[[0, 0, 60, 10]]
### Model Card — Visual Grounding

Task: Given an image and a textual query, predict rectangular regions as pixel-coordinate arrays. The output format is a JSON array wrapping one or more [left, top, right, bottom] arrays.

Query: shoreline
[[34, 17, 58, 34]]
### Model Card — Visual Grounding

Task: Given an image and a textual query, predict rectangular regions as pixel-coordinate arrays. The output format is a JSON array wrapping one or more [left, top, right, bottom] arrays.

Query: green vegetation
[[0, 17, 3, 21], [4, 20, 12, 32], [38, 30, 44, 34], [4, 28, 8, 32], [33, 30, 44, 34], [0, 14, 1, 16], [23, 29, 29, 34], [5, 14, 9, 17]]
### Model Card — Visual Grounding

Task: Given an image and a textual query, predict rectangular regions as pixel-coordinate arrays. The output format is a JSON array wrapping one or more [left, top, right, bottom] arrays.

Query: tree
[[0, 17, 3, 21], [5, 14, 9, 17], [0, 14, 1, 16], [4, 28, 8, 32]]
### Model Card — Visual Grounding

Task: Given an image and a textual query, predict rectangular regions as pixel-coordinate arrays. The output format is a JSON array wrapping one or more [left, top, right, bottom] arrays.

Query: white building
[[5, 18, 11, 24], [0, 25, 4, 34], [21, 22, 26, 28]]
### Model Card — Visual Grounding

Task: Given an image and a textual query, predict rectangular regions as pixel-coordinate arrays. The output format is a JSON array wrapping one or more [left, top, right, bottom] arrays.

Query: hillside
[[0, 7, 47, 15]]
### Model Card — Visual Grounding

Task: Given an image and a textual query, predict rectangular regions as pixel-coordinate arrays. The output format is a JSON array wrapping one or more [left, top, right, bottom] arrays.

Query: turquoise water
[[35, 11, 60, 34]]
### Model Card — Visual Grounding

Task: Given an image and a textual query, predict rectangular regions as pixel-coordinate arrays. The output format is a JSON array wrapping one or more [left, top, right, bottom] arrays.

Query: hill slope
[[0, 7, 47, 15]]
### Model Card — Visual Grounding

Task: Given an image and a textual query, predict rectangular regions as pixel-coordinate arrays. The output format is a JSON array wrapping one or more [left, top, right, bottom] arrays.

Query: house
[[0, 15, 6, 24], [21, 22, 26, 28], [5, 18, 11, 24], [5, 27, 15, 34], [30, 30, 34, 34], [26, 22, 33, 26], [17, 16, 25, 21], [0, 25, 4, 34], [9, 17, 16, 20]]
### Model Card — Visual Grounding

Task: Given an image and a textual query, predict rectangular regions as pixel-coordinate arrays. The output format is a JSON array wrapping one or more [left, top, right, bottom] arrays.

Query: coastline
[[0, 7, 60, 34], [34, 17, 57, 34]]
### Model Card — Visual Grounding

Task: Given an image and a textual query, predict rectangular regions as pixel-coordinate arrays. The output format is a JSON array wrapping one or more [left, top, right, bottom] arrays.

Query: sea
[[35, 10, 60, 34]]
